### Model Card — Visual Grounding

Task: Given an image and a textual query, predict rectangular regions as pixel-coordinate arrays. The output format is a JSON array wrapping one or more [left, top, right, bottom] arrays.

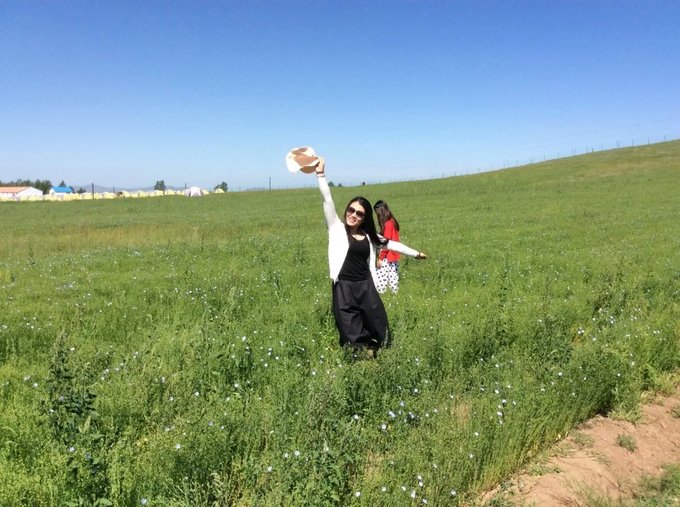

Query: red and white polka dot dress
[[376, 218, 401, 294]]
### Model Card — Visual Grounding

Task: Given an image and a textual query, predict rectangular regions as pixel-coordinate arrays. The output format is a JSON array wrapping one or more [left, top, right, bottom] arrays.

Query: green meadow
[[1, 141, 679, 506]]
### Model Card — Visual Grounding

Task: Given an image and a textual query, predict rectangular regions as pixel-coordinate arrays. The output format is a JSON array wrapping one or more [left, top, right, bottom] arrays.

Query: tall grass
[[1, 141, 679, 505]]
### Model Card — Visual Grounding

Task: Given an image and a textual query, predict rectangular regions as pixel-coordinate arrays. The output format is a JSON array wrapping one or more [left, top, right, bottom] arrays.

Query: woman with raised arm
[[315, 158, 427, 356]]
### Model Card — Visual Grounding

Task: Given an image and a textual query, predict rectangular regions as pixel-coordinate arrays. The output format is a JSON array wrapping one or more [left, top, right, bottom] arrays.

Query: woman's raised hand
[[316, 157, 325, 177]]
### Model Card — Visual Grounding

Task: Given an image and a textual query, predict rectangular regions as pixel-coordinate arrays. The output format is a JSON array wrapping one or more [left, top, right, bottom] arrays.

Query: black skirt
[[332, 278, 389, 348]]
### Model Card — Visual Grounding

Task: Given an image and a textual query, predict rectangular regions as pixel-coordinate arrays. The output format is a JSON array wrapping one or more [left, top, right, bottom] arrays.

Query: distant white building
[[0, 186, 44, 199], [185, 186, 207, 197]]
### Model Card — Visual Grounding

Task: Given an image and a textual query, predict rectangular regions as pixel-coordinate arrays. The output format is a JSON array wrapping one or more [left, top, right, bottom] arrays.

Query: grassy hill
[[0, 140, 678, 505]]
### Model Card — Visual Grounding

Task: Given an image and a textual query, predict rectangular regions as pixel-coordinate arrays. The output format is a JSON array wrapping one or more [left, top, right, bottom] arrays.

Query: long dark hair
[[343, 196, 387, 246], [373, 200, 400, 233]]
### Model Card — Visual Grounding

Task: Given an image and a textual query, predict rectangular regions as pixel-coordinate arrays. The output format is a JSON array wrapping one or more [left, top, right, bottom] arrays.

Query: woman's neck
[[346, 224, 361, 236]]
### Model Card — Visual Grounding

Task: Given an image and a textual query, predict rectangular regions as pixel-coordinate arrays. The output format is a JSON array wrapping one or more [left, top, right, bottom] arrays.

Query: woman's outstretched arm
[[380, 237, 428, 260], [316, 158, 341, 229]]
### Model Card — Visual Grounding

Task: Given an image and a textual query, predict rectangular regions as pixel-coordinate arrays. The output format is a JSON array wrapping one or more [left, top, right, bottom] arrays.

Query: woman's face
[[345, 201, 366, 228]]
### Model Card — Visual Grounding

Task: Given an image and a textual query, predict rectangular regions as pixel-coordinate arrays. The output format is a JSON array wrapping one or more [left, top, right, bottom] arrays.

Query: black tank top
[[338, 235, 371, 281]]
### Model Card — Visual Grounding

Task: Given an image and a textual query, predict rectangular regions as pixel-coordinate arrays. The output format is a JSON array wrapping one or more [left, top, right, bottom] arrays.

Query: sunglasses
[[346, 206, 366, 219]]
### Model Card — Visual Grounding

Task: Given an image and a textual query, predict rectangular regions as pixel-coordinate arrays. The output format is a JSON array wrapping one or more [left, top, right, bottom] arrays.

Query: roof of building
[[0, 186, 29, 192], [51, 186, 74, 193]]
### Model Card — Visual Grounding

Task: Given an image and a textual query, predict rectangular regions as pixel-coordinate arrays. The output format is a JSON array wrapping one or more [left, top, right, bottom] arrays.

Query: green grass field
[[1, 141, 679, 506]]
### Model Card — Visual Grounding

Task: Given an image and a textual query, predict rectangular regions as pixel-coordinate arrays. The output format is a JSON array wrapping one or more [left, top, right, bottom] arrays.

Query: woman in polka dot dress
[[373, 200, 403, 294]]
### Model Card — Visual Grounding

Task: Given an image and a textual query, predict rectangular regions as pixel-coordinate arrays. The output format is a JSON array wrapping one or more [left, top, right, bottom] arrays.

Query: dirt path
[[483, 389, 680, 506]]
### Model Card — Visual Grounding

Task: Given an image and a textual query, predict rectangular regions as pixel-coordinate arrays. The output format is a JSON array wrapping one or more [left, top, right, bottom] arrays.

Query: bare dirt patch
[[483, 389, 680, 506]]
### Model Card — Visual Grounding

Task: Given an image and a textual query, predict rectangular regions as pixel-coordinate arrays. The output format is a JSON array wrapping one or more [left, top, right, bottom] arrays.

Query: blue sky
[[1, 1, 679, 191]]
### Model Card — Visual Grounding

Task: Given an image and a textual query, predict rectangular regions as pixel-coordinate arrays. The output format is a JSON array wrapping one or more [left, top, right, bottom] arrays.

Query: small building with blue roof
[[49, 186, 74, 194]]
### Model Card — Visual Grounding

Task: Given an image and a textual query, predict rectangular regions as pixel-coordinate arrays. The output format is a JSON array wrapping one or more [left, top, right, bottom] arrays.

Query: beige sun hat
[[286, 146, 321, 174]]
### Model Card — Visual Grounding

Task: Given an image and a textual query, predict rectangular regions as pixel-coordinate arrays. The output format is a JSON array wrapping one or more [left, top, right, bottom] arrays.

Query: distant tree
[[154, 180, 166, 191], [35, 179, 52, 194], [328, 181, 336, 188], [337, 183, 343, 188], [76, 187, 87, 194], [214, 181, 229, 192]]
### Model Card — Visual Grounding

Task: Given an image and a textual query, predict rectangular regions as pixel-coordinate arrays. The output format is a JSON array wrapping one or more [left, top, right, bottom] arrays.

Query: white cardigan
[[317, 175, 420, 283]]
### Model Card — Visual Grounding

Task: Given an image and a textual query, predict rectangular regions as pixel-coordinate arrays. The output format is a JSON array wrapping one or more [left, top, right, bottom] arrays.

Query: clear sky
[[1, 1, 679, 191]]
